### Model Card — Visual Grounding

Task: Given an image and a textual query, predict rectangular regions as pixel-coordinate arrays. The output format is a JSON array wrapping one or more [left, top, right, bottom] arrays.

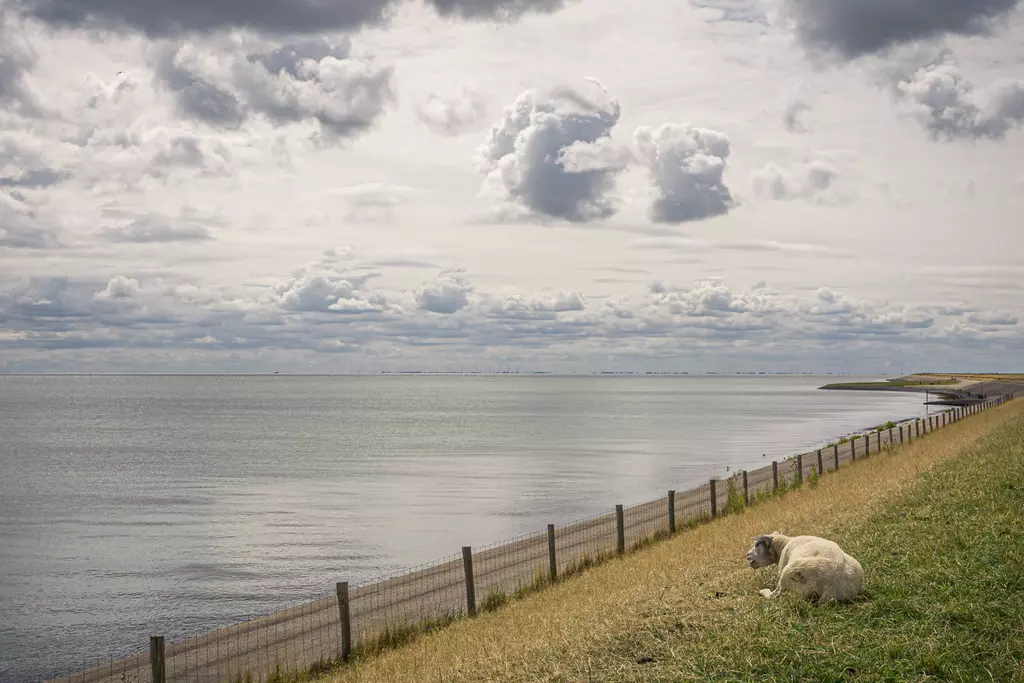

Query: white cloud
[[0, 190, 59, 249], [93, 276, 140, 301], [271, 273, 390, 314], [783, 98, 811, 133], [753, 159, 839, 201], [415, 270, 474, 313], [633, 123, 735, 223], [98, 216, 214, 243], [416, 89, 487, 136], [0, 10, 42, 117], [892, 53, 1024, 141], [153, 37, 395, 142], [478, 79, 627, 222]]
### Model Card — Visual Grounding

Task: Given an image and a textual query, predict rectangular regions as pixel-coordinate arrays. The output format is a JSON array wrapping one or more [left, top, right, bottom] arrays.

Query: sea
[[0, 374, 932, 681]]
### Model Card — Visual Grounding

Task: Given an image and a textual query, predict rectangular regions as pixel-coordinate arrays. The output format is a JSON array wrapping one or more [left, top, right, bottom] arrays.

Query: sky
[[0, 0, 1022, 374]]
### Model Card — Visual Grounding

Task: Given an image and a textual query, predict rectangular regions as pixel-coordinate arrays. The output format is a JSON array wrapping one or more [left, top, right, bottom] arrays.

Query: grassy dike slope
[[327, 401, 1024, 682]]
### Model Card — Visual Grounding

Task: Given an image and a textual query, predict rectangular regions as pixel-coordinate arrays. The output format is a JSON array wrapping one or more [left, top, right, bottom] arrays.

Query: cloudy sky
[[1, 0, 1022, 373]]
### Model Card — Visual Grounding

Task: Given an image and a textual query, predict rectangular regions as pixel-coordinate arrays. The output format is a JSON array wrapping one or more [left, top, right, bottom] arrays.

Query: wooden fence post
[[149, 636, 165, 683], [916, 420, 920, 438], [797, 453, 803, 480], [462, 546, 476, 616], [851, 436, 857, 462], [667, 491, 676, 534], [709, 479, 717, 517], [336, 582, 351, 662], [742, 471, 749, 505], [615, 505, 625, 555], [833, 444, 839, 470], [899, 424, 903, 443], [547, 524, 557, 582], [816, 449, 823, 476], [772, 461, 779, 491]]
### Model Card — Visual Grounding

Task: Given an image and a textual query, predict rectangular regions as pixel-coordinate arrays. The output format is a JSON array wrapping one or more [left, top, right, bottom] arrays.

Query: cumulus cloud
[[649, 280, 779, 318], [1, 266, 1020, 372], [786, 0, 1022, 60], [415, 270, 474, 314], [417, 89, 488, 136], [0, 190, 59, 249], [93, 276, 141, 301], [753, 159, 838, 201], [16, 0, 565, 36], [478, 79, 627, 222], [891, 54, 1024, 141], [271, 273, 389, 314], [490, 290, 586, 318], [153, 37, 394, 141], [633, 123, 734, 223], [99, 216, 214, 243], [966, 310, 1018, 326]]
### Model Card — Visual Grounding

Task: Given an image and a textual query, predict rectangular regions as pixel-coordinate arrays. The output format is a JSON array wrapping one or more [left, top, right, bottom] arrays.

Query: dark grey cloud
[[153, 38, 393, 140], [787, 0, 1022, 59], [153, 47, 246, 127], [417, 89, 487, 136], [478, 79, 628, 222], [893, 56, 1024, 141], [15, 0, 564, 36], [633, 123, 735, 223], [99, 216, 214, 243]]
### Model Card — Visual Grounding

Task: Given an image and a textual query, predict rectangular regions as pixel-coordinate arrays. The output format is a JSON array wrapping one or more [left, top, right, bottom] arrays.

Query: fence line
[[45, 393, 1016, 683]]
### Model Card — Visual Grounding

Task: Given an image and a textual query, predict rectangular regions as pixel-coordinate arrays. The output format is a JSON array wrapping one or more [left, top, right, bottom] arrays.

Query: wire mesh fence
[[47, 394, 1014, 683]]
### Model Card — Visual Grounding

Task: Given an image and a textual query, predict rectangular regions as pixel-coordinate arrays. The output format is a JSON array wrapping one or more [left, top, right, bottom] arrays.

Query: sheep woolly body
[[746, 532, 864, 603]]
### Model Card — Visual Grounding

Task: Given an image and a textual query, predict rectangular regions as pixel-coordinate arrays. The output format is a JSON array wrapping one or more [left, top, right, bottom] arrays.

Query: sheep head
[[746, 533, 779, 569]]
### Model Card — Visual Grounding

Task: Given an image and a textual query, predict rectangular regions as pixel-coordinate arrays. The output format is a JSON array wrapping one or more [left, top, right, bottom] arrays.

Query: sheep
[[746, 531, 864, 603]]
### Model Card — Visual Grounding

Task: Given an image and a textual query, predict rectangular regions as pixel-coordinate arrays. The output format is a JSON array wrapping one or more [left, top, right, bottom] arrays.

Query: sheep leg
[[760, 567, 805, 599]]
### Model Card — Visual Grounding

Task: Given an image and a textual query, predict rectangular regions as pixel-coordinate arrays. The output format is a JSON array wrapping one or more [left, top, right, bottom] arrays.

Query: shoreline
[[820, 374, 1024, 407]]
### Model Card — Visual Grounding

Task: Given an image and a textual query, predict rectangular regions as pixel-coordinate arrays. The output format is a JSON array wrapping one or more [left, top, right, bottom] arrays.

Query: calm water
[[0, 375, 930, 681]]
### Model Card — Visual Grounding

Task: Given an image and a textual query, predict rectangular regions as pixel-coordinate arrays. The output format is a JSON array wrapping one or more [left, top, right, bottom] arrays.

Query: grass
[[821, 379, 959, 390], [320, 398, 1022, 683], [923, 373, 1024, 382]]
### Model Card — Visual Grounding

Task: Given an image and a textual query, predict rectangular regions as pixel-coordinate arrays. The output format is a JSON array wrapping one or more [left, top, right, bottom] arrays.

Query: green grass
[[607, 406, 1024, 681], [821, 379, 959, 390]]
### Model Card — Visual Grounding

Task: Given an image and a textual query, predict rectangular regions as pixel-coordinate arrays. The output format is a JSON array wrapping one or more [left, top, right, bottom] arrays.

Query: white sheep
[[746, 531, 864, 603]]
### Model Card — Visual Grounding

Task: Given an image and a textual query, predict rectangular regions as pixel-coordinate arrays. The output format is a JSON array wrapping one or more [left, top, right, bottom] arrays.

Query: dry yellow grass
[[324, 399, 1023, 683]]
